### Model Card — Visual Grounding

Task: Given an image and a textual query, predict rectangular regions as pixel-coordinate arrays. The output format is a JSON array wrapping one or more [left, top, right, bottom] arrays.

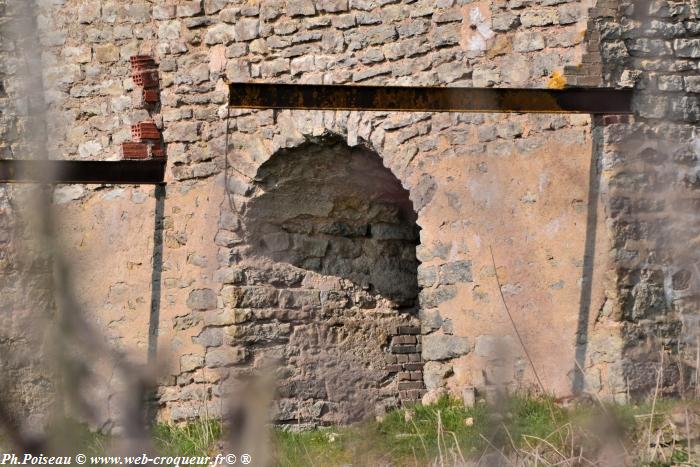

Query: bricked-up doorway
[[238, 137, 423, 425]]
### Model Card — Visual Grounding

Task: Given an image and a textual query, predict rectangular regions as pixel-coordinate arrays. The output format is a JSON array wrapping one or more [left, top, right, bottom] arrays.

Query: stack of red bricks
[[386, 325, 426, 404], [122, 121, 164, 160], [121, 56, 164, 160], [130, 55, 160, 106]]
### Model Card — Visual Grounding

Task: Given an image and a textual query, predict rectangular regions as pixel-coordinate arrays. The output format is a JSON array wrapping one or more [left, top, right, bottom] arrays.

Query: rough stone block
[[491, 12, 518, 31], [318, 0, 349, 13], [180, 355, 204, 373], [685, 76, 700, 93], [261, 58, 290, 76], [438, 261, 473, 285], [420, 286, 457, 308], [675, 38, 700, 58], [557, 4, 580, 24], [520, 9, 557, 28], [423, 361, 452, 389], [513, 32, 545, 52], [205, 347, 247, 367], [95, 44, 120, 63], [417, 265, 437, 288], [235, 18, 260, 41], [192, 327, 224, 348], [186, 288, 217, 310], [288, 0, 316, 16], [205, 24, 236, 45], [278, 289, 321, 309], [177, 1, 203, 17], [422, 334, 470, 360], [204, 308, 250, 326], [163, 122, 201, 142], [78, 3, 101, 24], [221, 286, 278, 308]]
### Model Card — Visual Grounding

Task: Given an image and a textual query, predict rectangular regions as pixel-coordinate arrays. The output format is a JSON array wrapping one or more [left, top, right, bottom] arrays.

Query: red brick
[[143, 88, 160, 104], [404, 362, 424, 371], [391, 344, 417, 354], [131, 121, 161, 141], [121, 142, 148, 160], [150, 143, 165, 159], [130, 55, 157, 72], [398, 381, 423, 390], [132, 70, 159, 88]]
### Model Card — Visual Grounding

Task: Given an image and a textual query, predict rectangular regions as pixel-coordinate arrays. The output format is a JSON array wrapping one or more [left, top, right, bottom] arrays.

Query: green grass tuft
[[153, 419, 222, 457]]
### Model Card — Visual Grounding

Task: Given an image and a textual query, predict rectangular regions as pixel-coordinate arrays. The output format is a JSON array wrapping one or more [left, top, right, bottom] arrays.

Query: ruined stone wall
[[0, 0, 624, 428], [583, 0, 700, 399], [0, 1, 57, 432]]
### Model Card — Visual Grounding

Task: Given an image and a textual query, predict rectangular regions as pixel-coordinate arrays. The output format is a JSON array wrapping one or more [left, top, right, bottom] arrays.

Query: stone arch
[[222, 131, 426, 426], [244, 136, 420, 306]]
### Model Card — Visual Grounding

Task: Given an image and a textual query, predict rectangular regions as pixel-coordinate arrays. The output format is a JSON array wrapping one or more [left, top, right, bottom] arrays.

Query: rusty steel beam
[[229, 83, 634, 114], [0, 160, 166, 184]]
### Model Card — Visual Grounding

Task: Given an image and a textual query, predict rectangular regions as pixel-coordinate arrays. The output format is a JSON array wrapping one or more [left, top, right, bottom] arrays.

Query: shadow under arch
[[237, 135, 424, 424], [244, 135, 420, 309]]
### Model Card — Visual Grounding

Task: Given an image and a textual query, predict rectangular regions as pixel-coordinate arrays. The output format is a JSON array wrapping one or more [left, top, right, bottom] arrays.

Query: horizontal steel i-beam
[[0, 160, 166, 184], [229, 83, 633, 114]]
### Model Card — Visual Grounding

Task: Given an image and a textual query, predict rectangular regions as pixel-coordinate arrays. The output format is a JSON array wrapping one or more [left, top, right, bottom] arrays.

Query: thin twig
[[436, 410, 444, 467], [410, 417, 428, 457], [446, 431, 466, 464], [489, 245, 546, 394], [478, 433, 515, 466], [646, 349, 664, 462]]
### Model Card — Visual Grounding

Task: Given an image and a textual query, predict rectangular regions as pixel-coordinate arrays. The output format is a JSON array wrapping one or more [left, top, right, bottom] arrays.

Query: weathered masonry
[[1, 0, 700, 430]]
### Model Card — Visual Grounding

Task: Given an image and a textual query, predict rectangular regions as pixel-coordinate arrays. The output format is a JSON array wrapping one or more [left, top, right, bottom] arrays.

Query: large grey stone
[[520, 9, 557, 28], [513, 32, 545, 52], [420, 308, 443, 332], [205, 347, 247, 367], [180, 354, 203, 373], [177, 1, 203, 17], [423, 361, 453, 389], [235, 18, 260, 41], [420, 286, 457, 308], [288, 0, 316, 16], [675, 38, 700, 58], [439, 261, 473, 285], [422, 334, 470, 360], [186, 288, 217, 310], [204, 308, 250, 326], [163, 122, 200, 142], [193, 327, 224, 347], [417, 265, 437, 288], [205, 24, 236, 45], [318, 0, 349, 12]]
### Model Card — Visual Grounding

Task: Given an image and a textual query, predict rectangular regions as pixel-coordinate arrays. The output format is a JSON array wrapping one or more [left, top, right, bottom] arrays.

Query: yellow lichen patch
[[548, 71, 567, 89]]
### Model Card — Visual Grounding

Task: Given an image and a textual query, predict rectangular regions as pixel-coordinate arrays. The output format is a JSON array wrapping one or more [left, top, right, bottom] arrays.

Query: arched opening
[[240, 137, 423, 425]]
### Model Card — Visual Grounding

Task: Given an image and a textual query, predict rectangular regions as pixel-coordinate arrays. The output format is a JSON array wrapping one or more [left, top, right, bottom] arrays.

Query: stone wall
[[582, 0, 700, 399], [5, 0, 680, 428]]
